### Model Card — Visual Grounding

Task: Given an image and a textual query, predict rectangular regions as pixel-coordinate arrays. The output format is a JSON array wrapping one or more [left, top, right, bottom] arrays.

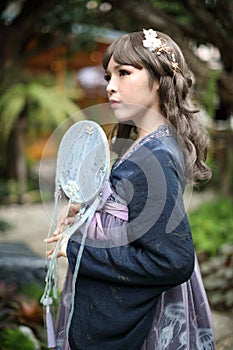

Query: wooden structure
[[25, 39, 110, 108]]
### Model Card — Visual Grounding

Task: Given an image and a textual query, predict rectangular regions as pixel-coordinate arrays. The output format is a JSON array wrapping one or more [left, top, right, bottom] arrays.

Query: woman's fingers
[[47, 248, 64, 259], [44, 234, 62, 244], [45, 234, 68, 259], [59, 237, 68, 258], [47, 247, 55, 258], [55, 203, 81, 235], [57, 203, 80, 225], [69, 203, 80, 215], [44, 203, 80, 259]]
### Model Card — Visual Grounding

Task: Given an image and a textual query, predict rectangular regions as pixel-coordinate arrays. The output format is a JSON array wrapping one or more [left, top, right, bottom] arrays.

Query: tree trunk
[[15, 117, 27, 203], [212, 130, 233, 197]]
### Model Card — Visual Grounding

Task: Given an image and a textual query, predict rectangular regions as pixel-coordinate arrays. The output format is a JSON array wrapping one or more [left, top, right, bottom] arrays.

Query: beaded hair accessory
[[142, 29, 179, 70]]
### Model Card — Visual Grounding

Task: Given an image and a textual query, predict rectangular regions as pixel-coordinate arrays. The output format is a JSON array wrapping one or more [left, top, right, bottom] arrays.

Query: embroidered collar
[[113, 124, 172, 169]]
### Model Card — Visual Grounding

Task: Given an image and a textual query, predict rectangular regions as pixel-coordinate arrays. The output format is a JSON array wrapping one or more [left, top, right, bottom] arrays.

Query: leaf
[[0, 85, 26, 141], [0, 81, 84, 143]]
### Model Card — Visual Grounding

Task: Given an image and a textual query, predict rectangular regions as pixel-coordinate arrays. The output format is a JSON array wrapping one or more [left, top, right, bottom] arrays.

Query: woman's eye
[[119, 69, 130, 76], [104, 74, 111, 82]]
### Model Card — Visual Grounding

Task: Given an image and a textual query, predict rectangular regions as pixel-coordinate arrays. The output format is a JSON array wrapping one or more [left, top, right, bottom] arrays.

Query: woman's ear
[[153, 79, 160, 91]]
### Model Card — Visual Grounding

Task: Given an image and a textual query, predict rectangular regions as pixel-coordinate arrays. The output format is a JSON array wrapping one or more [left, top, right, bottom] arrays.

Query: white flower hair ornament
[[143, 29, 162, 52], [142, 29, 179, 70]]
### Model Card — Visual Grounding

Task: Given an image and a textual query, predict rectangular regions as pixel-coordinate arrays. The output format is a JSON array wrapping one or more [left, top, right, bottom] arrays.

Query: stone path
[[0, 199, 233, 348]]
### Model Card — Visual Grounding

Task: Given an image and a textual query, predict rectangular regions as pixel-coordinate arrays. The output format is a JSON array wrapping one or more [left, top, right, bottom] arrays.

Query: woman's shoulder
[[129, 130, 185, 182], [136, 128, 182, 162], [111, 124, 184, 175]]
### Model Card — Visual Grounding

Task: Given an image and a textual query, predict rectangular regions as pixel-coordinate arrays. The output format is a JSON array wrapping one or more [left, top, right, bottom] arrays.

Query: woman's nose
[[106, 77, 117, 94]]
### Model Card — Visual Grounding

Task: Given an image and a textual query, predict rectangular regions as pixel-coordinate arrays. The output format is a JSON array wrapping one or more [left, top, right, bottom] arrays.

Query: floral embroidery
[[63, 180, 80, 198], [86, 124, 94, 135]]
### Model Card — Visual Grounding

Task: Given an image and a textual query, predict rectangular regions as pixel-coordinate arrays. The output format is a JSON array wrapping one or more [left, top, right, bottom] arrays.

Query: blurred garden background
[[0, 0, 233, 349]]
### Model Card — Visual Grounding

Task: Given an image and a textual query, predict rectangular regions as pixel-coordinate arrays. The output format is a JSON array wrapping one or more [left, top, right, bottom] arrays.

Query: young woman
[[46, 29, 215, 349]]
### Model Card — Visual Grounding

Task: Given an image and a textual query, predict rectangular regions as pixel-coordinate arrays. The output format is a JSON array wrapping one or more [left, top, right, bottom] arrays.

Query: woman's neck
[[136, 112, 166, 141]]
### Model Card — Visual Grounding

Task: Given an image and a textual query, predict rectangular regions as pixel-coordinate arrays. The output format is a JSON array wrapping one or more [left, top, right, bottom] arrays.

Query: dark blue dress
[[66, 126, 195, 349]]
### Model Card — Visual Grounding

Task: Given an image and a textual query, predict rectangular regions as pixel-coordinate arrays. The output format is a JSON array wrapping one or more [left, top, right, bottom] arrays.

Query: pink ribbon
[[85, 180, 128, 240]]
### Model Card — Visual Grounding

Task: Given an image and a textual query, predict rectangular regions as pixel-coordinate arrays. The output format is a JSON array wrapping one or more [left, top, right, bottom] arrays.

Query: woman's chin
[[111, 103, 142, 123]]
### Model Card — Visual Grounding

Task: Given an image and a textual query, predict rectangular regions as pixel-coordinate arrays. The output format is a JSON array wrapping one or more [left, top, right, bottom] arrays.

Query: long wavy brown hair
[[102, 30, 212, 184]]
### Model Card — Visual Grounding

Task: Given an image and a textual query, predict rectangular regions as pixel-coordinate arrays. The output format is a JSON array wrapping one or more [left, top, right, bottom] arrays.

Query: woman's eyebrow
[[105, 63, 131, 75], [113, 63, 130, 71]]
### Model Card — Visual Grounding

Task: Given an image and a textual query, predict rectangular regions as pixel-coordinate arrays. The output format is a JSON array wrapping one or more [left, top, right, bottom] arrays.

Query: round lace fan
[[40, 120, 110, 348], [57, 120, 109, 204]]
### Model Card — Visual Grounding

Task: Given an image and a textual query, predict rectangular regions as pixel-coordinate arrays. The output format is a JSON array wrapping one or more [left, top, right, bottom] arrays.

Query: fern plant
[[0, 82, 80, 142], [0, 79, 83, 202]]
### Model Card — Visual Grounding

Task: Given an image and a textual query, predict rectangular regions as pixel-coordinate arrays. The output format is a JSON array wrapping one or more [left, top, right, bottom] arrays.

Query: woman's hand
[[44, 203, 80, 259], [45, 233, 68, 259], [54, 203, 80, 236]]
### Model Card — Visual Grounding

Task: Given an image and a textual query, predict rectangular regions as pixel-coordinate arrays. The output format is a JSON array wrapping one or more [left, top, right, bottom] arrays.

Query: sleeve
[[67, 143, 194, 288]]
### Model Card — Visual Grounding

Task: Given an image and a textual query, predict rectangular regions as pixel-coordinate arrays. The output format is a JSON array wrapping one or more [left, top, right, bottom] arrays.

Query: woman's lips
[[109, 99, 120, 108]]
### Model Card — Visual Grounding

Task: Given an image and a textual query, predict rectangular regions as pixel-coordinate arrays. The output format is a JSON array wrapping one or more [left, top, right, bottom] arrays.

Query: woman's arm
[[67, 143, 194, 288]]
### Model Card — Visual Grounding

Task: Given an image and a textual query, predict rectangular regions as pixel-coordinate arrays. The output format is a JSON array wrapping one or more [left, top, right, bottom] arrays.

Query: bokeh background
[[0, 1, 232, 349]]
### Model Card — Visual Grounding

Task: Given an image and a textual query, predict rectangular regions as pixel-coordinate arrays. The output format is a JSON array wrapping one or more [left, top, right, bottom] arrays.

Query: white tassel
[[43, 298, 56, 348]]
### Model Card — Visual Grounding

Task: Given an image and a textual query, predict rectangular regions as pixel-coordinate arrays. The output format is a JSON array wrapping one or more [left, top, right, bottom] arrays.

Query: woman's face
[[105, 57, 160, 123]]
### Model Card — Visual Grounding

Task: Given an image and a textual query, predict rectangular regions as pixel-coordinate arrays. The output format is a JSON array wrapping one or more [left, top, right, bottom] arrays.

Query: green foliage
[[0, 179, 17, 204], [20, 282, 45, 301], [0, 280, 47, 348], [0, 81, 79, 142], [200, 69, 220, 118], [0, 220, 13, 233], [189, 197, 233, 256], [0, 179, 41, 204], [0, 328, 34, 350], [0, 86, 25, 140], [153, 0, 193, 26]]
